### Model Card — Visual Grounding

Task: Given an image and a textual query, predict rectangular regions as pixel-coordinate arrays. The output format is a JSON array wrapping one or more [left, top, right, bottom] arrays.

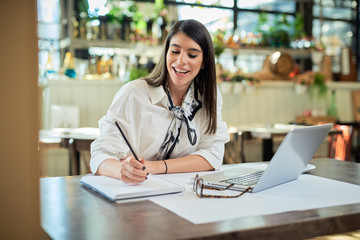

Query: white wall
[[41, 79, 360, 129]]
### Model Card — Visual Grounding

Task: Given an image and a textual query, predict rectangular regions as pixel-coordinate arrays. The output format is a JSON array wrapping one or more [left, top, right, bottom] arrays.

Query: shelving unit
[[59, 0, 312, 70], [224, 47, 311, 59]]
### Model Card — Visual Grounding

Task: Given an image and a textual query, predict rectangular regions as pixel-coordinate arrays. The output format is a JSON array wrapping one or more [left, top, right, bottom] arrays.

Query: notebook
[[80, 175, 184, 202], [201, 123, 333, 193]]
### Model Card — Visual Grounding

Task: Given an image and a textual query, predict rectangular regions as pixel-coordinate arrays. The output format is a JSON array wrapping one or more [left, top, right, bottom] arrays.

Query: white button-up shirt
[[90, 80, 230, 173]]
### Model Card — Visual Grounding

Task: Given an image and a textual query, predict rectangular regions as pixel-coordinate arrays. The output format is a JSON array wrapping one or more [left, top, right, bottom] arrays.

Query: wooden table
[[41, 158, 360, 240], [39, 128, 99, 175]]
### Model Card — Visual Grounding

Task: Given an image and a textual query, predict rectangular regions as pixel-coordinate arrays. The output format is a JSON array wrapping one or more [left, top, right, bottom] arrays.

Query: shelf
[[224, 47, 311, 59], [67, 38, 311, 59], [68, 39, 163, 57]]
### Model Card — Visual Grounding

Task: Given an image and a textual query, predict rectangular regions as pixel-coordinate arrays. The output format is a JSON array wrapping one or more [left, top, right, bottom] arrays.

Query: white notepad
[[80, 175, 184, 202]]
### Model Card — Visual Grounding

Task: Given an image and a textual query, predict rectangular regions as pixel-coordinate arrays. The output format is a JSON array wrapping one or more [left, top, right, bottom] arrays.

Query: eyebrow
[[170, 43, 202, 53]]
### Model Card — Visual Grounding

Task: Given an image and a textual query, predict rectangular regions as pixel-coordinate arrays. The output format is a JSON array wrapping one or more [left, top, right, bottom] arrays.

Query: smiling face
[[166, 32, 204, 94]]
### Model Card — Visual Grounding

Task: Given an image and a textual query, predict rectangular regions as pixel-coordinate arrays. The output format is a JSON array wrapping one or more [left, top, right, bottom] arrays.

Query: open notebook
[[80, 175, 184, 202]]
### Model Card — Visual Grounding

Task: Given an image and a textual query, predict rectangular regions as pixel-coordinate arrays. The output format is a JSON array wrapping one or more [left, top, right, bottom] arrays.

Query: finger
[[124, 155, 143, 167], [140, 158, 149, 175], [121, 166, 147, 183], [124, 163, 147, 179], [119, 173, 146, 184], [122, 157, 147, 178], [126, 155, 146, 172]]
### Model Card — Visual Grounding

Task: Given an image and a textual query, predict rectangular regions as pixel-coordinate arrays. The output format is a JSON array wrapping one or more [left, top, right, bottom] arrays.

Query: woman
[[90, 19, 229, 183]]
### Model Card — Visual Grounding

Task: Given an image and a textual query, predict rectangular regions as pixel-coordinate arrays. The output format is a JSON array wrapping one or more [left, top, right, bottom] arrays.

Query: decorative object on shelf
[[105, 5, 125, 40], [242, 78, 257, 94], [269, 51, 295, 80], [292, 71, 313, 95], [233, 82, 244, 94], [218, 70, 260, 95], [219, 81, 233, 94], [77, 0, 89, 40], [292, 71, 327, 100], [213, 31, 225, 81], [339, 46, 358, 82], [44, 43, 57, 80], [213, 31, 225, 60], [128, 67, 149, 81], [63, 52, 76, 78], [327, 90, 338, 119], [218, 72, 232, 94], [309, 72, 327, 100], [294, 82, 308, 95], [79, 11, 87, 40], [311, 51, 324, 72], [230, 74, 246, 94], [310, 39, 326, 72], [154, 0, 169, 44], [251, 51, 294, 81], [309, 72, 328, 116]]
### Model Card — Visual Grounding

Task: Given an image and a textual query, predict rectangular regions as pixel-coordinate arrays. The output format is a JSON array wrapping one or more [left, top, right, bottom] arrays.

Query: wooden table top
[[41, 158, 360, 240]]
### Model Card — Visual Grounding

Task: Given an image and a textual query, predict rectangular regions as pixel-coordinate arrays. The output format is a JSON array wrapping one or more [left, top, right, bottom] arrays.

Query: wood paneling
[[0, 1, 41, 239]]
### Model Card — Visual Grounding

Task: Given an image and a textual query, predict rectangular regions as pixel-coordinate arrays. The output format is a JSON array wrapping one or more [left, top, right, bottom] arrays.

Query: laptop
[[201, 123, 333, 193]]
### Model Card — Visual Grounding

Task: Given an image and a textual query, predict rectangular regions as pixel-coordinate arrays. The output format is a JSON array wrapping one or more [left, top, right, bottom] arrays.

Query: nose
[[177, 51, 187, 64]]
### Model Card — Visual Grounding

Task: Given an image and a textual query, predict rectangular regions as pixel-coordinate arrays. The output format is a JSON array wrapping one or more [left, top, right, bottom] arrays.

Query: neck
[[167, 81, 192, 106], [170, 91, 185, 106]]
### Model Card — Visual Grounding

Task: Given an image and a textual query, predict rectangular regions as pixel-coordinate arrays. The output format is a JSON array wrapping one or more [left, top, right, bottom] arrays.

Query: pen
[[115, 121, 139, 162]]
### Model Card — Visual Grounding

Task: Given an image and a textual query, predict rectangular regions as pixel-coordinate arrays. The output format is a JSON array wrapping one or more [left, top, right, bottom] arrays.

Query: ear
[[201, 62, 205, 69]]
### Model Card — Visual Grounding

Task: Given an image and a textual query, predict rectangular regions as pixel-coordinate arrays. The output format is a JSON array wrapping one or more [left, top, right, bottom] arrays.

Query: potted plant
[[230, 74, 246, 94], [292, 72, 312, 95], [242, 77, 258, 94], [213, 31, 225, 61], [309, 72, 327, 99], [218, 72, 232, 94]]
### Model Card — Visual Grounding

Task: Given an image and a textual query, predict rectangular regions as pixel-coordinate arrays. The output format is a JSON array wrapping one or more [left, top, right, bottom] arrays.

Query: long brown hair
[[144, 19, 217, 134]]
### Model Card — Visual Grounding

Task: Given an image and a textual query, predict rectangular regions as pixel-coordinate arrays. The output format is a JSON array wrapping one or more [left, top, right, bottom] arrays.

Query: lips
[[173, 67, 189, 75]]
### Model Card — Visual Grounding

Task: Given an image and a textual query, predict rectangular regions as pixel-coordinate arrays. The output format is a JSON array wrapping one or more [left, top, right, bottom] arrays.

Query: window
[[177, 5, 233, 34]]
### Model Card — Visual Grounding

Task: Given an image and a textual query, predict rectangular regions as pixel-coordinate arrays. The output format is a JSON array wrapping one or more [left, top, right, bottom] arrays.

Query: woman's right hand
[[117, 155, 148, 183], [97, 156, 148, 183]]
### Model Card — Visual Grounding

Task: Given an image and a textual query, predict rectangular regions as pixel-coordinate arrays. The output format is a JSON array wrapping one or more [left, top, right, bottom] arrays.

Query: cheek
[[194, 59, 204, 71], [166, 55, 172, 70]]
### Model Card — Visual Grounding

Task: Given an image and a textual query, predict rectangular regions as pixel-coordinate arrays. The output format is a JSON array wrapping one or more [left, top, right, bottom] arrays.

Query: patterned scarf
[[156, 81, 202, 160]]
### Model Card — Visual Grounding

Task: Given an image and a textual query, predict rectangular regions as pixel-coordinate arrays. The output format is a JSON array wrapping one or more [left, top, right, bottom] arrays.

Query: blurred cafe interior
[[36, 0, 360, 176], [1, 0, 360, 239]]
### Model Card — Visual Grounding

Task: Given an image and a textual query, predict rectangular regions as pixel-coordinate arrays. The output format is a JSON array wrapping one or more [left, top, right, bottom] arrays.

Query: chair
[[224, 129, 251, 164], [328, 124, 354, 161]]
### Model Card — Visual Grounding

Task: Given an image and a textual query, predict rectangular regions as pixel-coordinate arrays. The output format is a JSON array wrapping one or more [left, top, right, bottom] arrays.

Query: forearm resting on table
[[96, 155, 214, 177], [162, 155, 214, 174], [96, 158, 122, 179]]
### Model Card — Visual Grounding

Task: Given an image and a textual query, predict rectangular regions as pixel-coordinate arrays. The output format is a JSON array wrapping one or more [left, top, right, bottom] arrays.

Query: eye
[[171, 50, 180, 54], [188, 54, 197, 59]]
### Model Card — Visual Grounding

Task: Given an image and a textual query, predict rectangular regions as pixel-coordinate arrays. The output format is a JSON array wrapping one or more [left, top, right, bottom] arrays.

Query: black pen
[[115, 121, 140, 162]]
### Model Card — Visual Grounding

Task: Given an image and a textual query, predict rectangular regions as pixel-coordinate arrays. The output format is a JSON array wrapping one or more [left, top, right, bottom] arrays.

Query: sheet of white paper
[[151, 164, 360, 224]]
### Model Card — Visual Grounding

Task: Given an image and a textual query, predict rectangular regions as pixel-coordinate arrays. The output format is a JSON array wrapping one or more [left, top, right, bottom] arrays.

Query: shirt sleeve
[[192, 87, 230, 170], [89, 82, 134, 174]]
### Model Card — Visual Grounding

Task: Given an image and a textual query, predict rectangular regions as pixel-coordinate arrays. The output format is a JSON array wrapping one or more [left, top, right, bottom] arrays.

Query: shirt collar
[[149, 84, 167, 105]]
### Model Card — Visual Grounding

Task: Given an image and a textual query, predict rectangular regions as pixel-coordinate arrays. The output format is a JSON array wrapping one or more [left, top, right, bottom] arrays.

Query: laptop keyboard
[[221, 171, 264, 186]]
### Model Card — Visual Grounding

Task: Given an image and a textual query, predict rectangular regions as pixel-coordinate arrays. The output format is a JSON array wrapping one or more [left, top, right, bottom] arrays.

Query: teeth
[[174, 68, 188, 74]]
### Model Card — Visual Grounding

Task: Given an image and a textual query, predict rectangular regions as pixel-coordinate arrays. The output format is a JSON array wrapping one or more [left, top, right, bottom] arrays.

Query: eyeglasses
[[192, 174, 251, 198]]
